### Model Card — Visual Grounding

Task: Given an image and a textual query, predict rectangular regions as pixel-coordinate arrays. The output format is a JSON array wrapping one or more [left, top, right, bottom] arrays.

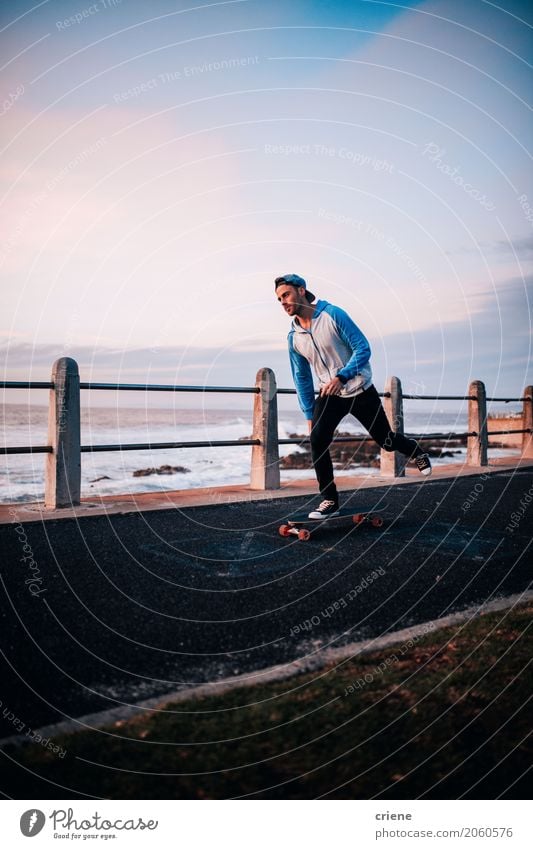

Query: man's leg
[[310, 395, 350, 503], [349, 385, 425, 459]]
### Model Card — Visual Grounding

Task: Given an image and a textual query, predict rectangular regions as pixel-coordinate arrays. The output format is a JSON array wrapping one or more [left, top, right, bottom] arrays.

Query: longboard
[[278, 505, 387, 541]]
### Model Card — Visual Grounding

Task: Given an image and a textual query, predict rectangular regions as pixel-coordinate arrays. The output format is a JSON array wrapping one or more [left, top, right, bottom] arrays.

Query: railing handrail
[[1, 381, 54, 389], [402, 394, 528, 402], [1, 380, 260, 394], [3, 430, 531, 456], [1, 379, 528, 404]]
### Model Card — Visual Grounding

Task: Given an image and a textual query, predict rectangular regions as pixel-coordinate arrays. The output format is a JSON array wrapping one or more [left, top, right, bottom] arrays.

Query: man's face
[[276, 283, 306, 317]]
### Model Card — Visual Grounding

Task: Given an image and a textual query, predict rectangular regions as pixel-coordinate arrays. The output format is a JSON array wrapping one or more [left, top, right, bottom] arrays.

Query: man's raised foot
[[415, 453, 432, 476]]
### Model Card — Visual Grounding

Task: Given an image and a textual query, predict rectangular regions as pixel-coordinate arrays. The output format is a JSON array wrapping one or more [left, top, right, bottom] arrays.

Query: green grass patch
[[3, 604, 532, 799]]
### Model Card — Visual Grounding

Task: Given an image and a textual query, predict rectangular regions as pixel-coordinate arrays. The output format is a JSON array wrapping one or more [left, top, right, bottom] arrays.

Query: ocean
[[0, 403, 519, 504]]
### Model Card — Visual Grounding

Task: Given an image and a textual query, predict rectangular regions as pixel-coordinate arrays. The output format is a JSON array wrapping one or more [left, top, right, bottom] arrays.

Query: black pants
[[310, 384, 423, 501]]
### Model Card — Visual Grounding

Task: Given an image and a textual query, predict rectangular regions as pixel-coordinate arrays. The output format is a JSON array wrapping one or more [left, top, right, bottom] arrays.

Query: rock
[[280, 452, 312, 470], [133, 465, 191, 477], [89, 475, 112, 483], [157, 464, 191, 475]]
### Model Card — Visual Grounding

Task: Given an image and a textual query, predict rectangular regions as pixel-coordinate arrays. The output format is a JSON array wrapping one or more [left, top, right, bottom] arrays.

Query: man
[[276, 273, 432, 519]]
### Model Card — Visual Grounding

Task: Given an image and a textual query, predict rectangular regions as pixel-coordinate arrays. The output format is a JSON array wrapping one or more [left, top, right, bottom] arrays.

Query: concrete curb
[[2, 457, 532, 525]]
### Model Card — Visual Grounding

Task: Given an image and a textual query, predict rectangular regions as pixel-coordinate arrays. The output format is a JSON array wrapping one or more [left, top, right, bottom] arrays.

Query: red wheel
[[353, 513, 366, 525], [298, 528, 311, 541], [371, 515, 383, 528], [279, 524, 291, 537]]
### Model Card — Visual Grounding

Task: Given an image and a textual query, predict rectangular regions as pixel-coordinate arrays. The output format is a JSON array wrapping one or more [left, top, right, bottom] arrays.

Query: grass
[[2, 604, 532, 799]]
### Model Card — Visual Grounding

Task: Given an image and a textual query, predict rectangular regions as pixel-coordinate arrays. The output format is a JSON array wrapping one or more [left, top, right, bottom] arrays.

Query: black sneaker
[[308, 499, 340, 519], [415, 453, 432, 476]]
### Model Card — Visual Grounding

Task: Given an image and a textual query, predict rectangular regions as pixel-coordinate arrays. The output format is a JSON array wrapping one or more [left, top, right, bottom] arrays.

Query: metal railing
[[1, 358, 532, 508]]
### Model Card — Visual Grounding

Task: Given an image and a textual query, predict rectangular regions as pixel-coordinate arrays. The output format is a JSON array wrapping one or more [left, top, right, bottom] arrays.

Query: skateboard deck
[[278, 505, 386, 541]]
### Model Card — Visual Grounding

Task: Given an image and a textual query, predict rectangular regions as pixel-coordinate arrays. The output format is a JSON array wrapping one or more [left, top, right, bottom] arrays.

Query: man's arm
[[326, 305, 371, 383], [288, 333, 315, 420]]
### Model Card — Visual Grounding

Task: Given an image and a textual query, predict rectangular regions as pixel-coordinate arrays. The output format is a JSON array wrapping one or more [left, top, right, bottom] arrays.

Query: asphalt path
[[0, 468, 531, 736]]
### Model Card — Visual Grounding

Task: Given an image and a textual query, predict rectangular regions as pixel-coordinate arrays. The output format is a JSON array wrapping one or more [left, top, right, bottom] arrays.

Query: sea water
[[0, 403, 518, 504]]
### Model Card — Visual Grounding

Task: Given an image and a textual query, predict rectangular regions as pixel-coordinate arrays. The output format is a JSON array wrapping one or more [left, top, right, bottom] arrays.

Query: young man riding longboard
[[276, 274, 432, 519]]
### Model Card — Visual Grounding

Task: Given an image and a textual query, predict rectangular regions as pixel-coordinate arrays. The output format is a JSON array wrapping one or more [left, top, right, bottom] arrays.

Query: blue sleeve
[[327, 305, 371, 381], [288, 333, 315, 419]]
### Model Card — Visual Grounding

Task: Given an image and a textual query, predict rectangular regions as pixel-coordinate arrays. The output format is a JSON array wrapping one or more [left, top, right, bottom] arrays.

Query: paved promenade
[[0, 459, 531, 738]]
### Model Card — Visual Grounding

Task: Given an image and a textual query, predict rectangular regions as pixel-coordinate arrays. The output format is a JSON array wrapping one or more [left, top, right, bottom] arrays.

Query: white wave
[[0, 405, 519, 503]]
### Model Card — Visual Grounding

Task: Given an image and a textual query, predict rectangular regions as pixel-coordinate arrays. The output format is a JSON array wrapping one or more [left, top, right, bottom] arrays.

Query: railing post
[[250, 367, 280, 490], [45, 357, 81, 508], [522, 385, 533, 459], [380, 376, 406, 477], [467, 380, 488, 466]]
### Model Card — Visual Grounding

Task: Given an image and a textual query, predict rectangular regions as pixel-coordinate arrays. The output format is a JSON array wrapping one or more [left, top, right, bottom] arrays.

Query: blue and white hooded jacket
[[288, 300, 372, 419]]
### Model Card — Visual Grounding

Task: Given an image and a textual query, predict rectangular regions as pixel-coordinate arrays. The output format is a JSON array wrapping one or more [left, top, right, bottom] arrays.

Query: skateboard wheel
[[353, 513, 366, 525], [279, 524, 291, 538], [298, 528, 311, 541], [371, 515, 383, 528]]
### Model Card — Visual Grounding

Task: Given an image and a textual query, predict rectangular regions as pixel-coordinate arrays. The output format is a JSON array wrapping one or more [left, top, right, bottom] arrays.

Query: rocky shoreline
[[280, 431, 466, 470]]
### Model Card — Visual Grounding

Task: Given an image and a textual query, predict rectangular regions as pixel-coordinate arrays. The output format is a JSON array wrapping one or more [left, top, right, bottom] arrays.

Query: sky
[[1, 0, 532, 410]]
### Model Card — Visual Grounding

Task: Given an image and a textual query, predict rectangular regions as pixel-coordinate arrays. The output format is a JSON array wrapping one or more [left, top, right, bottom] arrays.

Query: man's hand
[[307, 419, 313, 434], [320, 377, 343, 396]]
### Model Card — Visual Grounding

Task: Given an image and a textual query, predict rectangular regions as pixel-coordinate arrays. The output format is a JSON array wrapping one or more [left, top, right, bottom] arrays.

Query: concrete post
[[45, 357, 81, 508], [250, 367, 280, 490], [522, 385, 533, 459], [467, 380, 488, 466], [380, 376, 406, 477]]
